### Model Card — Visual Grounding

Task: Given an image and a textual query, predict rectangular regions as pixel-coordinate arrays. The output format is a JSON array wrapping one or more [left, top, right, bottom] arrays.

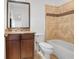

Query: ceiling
[[10, 0, 73, 6], [45, 0, 73, 6]]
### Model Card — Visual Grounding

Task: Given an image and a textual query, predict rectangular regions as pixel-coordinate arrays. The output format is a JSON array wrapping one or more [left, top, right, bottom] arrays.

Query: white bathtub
[[47, 40, 74, 59]]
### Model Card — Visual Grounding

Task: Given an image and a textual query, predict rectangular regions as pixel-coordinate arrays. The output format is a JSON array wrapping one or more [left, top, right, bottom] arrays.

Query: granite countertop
[[4, 29, 35, 37]]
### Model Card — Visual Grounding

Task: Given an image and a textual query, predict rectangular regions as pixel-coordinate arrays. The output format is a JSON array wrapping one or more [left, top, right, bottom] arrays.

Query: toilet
[[39, 42, 54, 59]]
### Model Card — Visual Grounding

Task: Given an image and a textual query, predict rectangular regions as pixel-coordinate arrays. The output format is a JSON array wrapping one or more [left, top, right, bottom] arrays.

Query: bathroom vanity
[[5, 30, 35, 59], [5, 0, 35, 59]]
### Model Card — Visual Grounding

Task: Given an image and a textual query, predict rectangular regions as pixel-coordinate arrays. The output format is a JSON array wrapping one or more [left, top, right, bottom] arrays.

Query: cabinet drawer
[[7, 34, 20, 40], [21, 33, 34, 40]]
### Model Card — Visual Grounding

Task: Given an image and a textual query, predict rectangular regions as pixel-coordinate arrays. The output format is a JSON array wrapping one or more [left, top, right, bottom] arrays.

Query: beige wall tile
[[45, 1, 74, 43]]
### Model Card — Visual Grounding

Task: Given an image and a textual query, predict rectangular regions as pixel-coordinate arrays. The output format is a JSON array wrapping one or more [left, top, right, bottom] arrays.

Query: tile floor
[[34, 51, 58, 59]]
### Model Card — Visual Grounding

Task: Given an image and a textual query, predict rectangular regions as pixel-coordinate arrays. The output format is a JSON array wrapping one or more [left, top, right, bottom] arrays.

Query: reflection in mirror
[[7, 1, 30, 29]]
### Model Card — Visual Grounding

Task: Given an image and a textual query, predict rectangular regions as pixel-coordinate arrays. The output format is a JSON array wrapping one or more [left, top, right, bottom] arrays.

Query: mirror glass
[[7, 1, 30, 29]]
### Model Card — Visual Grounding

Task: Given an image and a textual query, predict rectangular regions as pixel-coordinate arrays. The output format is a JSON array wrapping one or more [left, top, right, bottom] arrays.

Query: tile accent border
[[46, 10, 74, 17]]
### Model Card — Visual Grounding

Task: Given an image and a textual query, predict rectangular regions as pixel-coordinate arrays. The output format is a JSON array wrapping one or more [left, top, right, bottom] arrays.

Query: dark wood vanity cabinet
[[6, 33, 34, 59]]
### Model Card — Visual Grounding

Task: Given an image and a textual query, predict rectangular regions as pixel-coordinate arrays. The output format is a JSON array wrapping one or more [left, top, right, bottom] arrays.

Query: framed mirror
[[7, 1, 30, 29]]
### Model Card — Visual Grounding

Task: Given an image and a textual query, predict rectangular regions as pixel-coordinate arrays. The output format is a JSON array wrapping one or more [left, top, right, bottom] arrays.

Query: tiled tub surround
[[45, 1, 74, 43]]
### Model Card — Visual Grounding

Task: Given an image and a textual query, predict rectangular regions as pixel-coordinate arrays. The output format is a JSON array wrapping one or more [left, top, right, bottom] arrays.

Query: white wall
[[4, 0, 7, 29], [26, 0, 45, 41], [30, 0, 45, 34]]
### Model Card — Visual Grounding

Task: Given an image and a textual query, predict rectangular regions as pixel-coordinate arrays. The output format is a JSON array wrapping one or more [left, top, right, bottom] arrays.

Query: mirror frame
[[7, 1, 30, 29]]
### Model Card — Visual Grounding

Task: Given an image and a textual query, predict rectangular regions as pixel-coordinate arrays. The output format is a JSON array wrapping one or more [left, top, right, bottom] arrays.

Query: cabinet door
[[21, 39, 34, 59], [6, 40, 20, 59]]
